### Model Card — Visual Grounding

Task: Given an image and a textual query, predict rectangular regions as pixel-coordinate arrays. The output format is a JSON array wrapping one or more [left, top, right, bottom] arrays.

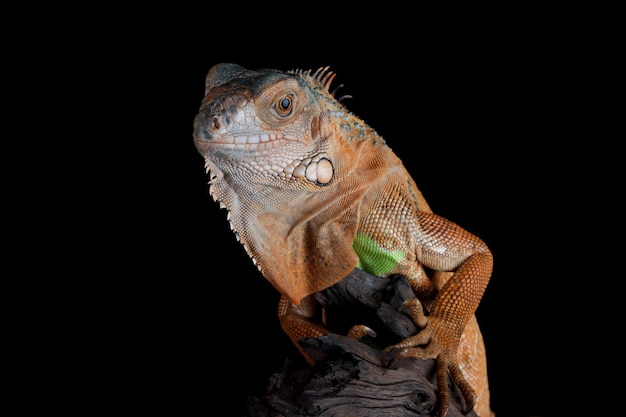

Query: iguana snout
[[192, 92, 250, 155], [192, 110, 215, 153]]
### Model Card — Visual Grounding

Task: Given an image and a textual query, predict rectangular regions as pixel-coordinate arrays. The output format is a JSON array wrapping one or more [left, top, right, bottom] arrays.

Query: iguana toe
[[399, 297, 428, 328], [346, 324, 377, 339]]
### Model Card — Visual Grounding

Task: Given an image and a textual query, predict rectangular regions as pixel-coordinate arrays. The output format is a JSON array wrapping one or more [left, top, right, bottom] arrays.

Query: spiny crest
[[289, 66, 353, 103], [204, 160, 263, 273]]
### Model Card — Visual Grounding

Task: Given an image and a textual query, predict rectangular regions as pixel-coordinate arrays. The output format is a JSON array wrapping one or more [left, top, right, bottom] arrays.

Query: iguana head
[[193, 63, 389, 305]]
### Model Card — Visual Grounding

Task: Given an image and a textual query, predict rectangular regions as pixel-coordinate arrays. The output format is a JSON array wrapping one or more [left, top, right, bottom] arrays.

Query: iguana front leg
[[278, 294, 376, 366], [384, 211, 493, 417], [277, 294, 326, 366]]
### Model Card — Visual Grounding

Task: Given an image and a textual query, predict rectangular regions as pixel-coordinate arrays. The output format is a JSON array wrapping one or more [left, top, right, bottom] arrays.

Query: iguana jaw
[[194, 132, 296, 161]]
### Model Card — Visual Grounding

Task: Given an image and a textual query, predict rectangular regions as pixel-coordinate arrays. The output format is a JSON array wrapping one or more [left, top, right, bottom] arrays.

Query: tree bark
[[246, 269, 478, 417]]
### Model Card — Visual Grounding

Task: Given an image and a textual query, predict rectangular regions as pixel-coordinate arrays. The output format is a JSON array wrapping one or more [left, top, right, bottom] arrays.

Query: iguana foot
[[387, 343, 476, 417], [383, 298, 476, 417]]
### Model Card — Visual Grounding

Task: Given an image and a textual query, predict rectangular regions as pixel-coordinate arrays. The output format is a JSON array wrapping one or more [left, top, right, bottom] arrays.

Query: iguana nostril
[[212, 118, 221, 130]]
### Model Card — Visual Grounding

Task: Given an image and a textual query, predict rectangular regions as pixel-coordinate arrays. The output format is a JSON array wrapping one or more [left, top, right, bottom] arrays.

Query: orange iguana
[[193, 63, 494, 417]]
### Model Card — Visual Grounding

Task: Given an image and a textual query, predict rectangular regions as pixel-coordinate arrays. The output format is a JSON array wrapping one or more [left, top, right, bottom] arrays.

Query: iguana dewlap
[[193, 63, 494, 417]]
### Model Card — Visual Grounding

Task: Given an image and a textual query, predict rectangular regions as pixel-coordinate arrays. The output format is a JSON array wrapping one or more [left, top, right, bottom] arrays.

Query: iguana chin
[[193, 63, 494, 417]]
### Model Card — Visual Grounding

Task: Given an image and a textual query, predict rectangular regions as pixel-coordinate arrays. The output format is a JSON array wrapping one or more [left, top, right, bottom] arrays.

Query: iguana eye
[[276, 95, 294, 116]]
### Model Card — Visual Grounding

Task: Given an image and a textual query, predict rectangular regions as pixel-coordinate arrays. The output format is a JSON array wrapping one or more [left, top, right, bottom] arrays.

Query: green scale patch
[[352, 232, 406, 277]]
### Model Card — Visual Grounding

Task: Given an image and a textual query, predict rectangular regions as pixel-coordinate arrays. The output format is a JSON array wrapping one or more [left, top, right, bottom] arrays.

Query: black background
[[72, 9, 598, 417]]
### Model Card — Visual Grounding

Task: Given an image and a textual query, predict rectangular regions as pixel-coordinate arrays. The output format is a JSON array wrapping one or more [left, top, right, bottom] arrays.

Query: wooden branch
[[246, 269, 477, 417]]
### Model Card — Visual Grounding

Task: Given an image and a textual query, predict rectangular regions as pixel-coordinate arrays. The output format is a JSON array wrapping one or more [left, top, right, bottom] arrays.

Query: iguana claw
[[347, 324, 377, 339]]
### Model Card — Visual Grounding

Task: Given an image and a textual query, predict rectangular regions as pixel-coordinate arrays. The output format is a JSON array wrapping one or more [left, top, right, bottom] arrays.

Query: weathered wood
[[246, 269, 478, 417]]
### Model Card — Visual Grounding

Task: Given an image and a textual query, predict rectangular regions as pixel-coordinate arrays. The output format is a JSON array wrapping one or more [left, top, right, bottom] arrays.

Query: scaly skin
[[193, 63, 494, 417]]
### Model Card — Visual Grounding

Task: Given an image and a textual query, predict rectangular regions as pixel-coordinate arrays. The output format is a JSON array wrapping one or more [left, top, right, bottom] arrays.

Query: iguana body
[[193, 63, 494, 417]]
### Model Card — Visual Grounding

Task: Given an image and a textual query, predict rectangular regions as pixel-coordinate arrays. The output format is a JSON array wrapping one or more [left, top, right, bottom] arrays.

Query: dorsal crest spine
[[289, 66, 352, 102]]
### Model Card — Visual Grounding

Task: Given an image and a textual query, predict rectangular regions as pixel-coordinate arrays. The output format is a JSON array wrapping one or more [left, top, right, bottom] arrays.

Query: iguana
[[192, 63, 494, 417]]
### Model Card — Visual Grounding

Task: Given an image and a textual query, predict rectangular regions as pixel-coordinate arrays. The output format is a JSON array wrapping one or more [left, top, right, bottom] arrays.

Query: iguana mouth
[[194, 134, 297, 156]]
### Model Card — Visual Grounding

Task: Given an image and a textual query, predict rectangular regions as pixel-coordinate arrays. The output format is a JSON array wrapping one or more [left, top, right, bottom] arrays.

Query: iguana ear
[[254, 194, 361, 306]]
